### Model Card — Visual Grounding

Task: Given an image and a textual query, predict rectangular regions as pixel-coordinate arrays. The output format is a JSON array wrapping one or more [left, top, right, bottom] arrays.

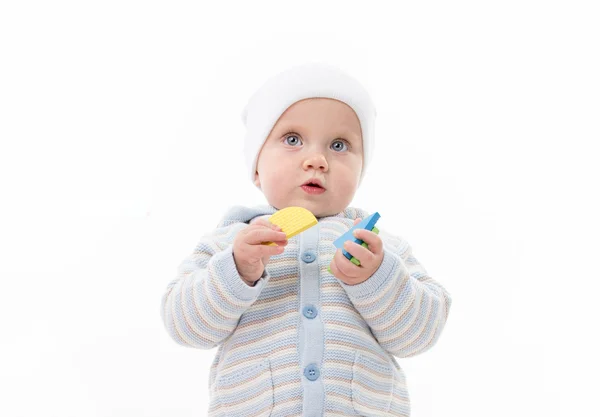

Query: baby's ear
[[253, 171, 261, 188]]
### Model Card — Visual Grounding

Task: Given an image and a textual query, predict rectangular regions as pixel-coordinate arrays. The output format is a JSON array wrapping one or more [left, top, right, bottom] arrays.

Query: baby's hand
[[329, 217, 384, 286], [233, 218, 288, 286]]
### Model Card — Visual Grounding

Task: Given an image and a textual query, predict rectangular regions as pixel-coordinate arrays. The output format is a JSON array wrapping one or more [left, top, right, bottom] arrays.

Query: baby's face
[[254, 98, 363, 218]]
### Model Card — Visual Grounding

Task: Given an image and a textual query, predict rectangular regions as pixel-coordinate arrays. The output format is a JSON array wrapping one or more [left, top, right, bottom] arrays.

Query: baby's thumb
[[254, 217, 281, 231]]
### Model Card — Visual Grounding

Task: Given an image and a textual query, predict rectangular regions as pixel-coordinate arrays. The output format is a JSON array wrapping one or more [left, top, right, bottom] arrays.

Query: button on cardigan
[[160, 204, 452, 417]]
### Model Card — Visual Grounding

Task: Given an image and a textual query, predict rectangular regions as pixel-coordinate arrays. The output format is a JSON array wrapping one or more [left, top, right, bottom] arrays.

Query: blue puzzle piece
[[333, 212, 381, 260]]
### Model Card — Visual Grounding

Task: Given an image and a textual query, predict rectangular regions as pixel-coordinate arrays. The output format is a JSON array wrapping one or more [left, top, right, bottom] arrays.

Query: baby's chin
[[266, 195, 347, 218]]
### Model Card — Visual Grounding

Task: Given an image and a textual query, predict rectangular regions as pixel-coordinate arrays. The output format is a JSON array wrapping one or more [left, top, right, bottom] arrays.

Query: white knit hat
[[241, 62, 377, 188]]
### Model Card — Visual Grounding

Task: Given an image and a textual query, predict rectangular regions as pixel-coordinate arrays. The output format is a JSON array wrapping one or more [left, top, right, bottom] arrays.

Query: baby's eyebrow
[[327, 124, 360, 141], [330, 131, 359, 147], [340, 130, 360, 142], [277, 123, 304, 134]]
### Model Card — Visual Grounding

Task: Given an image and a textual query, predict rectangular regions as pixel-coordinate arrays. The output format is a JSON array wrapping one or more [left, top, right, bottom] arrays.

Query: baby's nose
[[303, 154, 328, 170]]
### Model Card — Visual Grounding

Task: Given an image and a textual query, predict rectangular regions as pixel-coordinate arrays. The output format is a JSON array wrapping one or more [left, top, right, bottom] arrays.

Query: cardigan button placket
[[301, 250, 316, 263], [303, 363, 320, 381], [303, 304, 318, 319]]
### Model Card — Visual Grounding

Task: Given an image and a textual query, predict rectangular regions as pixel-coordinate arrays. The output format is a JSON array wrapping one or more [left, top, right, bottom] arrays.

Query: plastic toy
[[262, 206, 318, 246], [328, 212, 381, 272]]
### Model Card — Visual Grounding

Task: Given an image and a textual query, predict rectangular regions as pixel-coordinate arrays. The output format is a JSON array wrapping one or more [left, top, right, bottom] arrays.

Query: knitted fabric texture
[[160, 205, 452, 417]]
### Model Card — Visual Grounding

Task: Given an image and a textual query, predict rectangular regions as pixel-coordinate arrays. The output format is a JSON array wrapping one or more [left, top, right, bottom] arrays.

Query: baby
[[160, 63, 452, 417]]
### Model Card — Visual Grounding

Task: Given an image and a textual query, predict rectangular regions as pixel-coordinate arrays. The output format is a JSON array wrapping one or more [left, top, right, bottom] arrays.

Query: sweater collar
[[217, 204, 369, 228]]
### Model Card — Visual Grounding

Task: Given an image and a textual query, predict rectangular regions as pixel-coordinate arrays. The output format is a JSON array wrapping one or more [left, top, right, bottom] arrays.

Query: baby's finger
[[245, 241, 285, 258], [270, 239, 288, 247], [253, 217, 282, 231], [334, 248, 362, 278], [353, 229, 383, 255], [353, 218, 362, 226], [329, 256, 343, 279], [260, 242, 286, 257], [343, 240, 375, 265], [246, 228, 287, 245]]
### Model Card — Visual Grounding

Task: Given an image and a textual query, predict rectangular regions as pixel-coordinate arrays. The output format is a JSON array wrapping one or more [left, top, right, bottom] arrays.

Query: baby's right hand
[[232, 218, 288, 286]]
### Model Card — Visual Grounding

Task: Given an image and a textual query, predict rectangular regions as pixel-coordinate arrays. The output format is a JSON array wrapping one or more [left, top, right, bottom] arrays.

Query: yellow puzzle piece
[[263, 206, 318, 246]]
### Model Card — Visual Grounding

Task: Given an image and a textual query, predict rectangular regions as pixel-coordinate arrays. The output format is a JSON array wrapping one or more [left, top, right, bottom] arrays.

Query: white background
[[1, 1, 598, 416]]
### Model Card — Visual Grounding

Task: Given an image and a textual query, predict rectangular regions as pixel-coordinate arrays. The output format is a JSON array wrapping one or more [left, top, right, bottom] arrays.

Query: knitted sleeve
[[338, 229, 452, 358], [160, 222, 269, 349]]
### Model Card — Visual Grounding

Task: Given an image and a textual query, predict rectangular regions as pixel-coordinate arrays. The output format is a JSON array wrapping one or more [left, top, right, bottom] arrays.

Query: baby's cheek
[[336, 179, 358, 199], [262, 176, 288, 206]]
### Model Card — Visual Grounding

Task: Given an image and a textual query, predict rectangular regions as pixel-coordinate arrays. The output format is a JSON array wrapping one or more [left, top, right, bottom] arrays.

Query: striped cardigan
[[160, 204, 452, 417]]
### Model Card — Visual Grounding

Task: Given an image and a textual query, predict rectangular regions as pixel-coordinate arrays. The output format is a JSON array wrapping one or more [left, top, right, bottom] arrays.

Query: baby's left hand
[[329, 218, 384, 286]]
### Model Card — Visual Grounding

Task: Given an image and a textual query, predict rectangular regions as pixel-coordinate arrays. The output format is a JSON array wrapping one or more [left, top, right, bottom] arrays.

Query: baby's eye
[[331, 139, 349, 152], [284, 134, 302, 146]]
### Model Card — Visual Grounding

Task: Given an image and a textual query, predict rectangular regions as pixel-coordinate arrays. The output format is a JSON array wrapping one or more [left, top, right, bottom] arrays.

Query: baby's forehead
[[275, 103, 363, 138]]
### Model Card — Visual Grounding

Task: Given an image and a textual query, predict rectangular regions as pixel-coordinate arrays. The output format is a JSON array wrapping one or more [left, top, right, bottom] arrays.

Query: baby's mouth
[[301, 179, 326, 190], [301, 181, 326, 194]]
